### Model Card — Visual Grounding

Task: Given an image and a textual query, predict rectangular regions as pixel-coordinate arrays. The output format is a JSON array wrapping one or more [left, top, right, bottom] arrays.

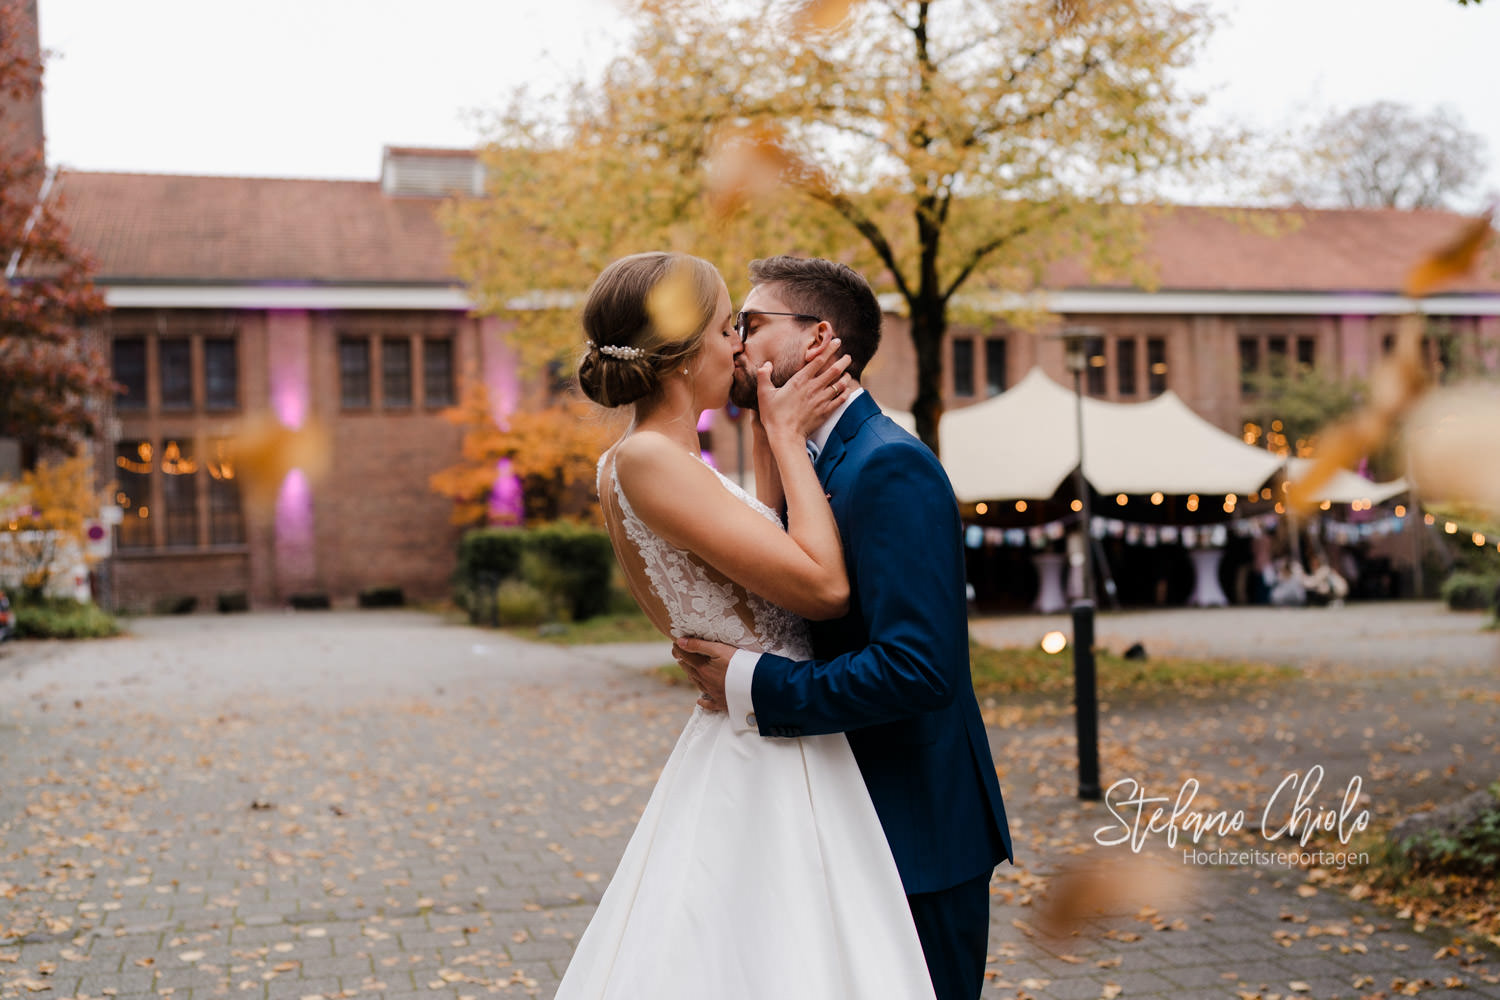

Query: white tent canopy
[[1284, 457, 1408, 506], [885, 367, 1285, 503]]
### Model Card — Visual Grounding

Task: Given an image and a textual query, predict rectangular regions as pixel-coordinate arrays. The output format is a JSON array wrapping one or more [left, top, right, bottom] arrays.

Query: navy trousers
[[906, 870, 993, 1000]]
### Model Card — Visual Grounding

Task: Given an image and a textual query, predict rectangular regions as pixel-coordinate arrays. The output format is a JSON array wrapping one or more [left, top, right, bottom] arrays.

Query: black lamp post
[[1061, 327, 1102, 801]]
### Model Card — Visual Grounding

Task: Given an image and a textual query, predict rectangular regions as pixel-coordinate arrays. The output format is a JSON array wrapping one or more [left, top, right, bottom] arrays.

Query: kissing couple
[[554, 252, 1012, 1000]]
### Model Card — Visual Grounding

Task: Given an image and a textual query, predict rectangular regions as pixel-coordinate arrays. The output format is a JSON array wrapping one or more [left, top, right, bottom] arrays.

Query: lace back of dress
[[596, 451, 810, 659]]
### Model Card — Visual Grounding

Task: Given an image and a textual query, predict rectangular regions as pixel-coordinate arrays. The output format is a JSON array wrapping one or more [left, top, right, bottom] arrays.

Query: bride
[[555, 251, 937, 999]]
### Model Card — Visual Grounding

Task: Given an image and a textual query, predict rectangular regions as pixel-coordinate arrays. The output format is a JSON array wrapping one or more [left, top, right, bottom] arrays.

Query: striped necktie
[[806, 439, 820, 464]]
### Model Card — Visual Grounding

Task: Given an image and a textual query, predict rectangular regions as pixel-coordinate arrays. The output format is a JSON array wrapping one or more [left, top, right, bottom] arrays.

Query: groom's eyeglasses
[[735, 310, 821, 343]]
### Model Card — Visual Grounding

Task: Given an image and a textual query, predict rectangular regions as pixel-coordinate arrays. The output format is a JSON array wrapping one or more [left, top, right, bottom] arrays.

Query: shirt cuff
[[726, 649, 761, 733]]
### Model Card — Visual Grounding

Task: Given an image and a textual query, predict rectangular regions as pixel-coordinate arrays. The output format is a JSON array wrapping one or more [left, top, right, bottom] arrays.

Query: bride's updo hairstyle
[[577, 251, 721, 408]]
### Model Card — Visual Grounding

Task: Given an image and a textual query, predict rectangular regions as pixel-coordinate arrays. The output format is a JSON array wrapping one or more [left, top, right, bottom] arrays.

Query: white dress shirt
[[725, 388, 864, 733]]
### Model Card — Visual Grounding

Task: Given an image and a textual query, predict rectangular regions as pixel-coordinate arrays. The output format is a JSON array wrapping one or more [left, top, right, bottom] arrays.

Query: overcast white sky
[[35, 0, 1500, 207]]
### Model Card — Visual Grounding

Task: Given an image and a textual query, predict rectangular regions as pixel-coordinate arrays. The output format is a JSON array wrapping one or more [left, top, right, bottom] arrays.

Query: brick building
[[8, 6, 1496, 613], [862, 206, 1500, 429], [56, 151, 534, 611], [48, 155, 1500, 611]]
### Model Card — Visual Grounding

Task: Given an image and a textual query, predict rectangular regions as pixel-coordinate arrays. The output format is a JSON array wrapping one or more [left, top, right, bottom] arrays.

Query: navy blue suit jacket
[[752, 392, 1013, 895]]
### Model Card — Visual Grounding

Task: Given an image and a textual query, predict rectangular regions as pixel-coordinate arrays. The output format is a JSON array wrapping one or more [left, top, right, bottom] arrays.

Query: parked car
[[0, 588, 12, 642]]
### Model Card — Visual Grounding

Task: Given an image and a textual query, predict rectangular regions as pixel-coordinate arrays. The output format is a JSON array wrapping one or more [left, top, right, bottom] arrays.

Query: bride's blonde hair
[[577, 251, 722, 408]]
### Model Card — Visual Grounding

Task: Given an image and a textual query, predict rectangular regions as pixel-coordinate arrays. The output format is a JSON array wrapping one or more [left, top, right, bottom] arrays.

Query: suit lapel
[[815, 431, 846, 488], [816, 391, 881, 487]]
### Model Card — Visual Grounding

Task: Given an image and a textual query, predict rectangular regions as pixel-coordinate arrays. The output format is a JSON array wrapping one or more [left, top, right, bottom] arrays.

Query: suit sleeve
[[750, 440, 970, 736]]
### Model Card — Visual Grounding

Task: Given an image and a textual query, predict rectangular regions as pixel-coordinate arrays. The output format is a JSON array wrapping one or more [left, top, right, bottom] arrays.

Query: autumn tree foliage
[[429, 381, 619, 526], [0, 452, 100, 598], [1239, 358, 1374, 470], [448, 0, 1219, 452], [0, 0, 112, 461]]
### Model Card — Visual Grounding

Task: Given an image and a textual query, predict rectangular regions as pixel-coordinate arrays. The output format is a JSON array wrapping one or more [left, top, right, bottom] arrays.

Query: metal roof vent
[[380, 147, 485, 198]]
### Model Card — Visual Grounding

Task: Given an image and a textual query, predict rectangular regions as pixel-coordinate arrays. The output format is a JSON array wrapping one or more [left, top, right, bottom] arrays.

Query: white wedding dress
[[552, 454, 937, 1000]]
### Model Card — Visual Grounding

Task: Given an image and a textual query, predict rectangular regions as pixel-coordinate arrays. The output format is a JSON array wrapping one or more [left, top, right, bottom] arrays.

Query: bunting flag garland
[[1318, 515, 1407, 545], [964, 511, 1410, 550]]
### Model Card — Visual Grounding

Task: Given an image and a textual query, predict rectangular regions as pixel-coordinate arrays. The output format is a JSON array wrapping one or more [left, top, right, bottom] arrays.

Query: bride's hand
[[758, 338, 853, 443]]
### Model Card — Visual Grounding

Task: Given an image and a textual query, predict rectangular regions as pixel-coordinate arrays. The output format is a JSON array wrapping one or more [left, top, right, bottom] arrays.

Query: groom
[[675, 256, 1012, 1000]]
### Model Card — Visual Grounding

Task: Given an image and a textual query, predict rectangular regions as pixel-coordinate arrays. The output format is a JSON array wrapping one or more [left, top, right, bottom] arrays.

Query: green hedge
[[457, 524, 615, 624], [1441, 571, 1500, 612], [457, 529, 527, 587], [13, 598, 122, 639]]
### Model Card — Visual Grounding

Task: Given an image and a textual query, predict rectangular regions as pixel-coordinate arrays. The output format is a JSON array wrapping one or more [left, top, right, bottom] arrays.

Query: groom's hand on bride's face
[[672, 638, 734, 711]]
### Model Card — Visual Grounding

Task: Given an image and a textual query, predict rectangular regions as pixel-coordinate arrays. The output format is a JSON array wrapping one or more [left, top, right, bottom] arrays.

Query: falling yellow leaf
[[644, 258, 707, 344], [1285, 210, 1494, 514], [1403, 209, 1494, 298], [1036, 855, 1191, 939], [791, 0, 858, 33], [704, 120, 819, 220], [226, 413, 331, 515]]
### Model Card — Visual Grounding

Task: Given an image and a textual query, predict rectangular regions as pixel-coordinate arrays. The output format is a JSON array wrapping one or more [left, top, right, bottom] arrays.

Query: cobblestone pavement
[[0, 605, 1496, 999]]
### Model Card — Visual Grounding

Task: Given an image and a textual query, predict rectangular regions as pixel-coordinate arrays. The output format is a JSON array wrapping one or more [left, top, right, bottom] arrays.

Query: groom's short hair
[[748, 256, 882, 379]]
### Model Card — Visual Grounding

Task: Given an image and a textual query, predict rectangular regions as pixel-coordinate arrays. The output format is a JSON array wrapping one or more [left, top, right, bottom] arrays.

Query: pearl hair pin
[[587, 340, 647, 360]]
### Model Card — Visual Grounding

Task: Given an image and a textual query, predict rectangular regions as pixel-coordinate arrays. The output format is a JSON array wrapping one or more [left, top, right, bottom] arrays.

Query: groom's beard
[[729, 353, 802, 410], [729, 360, 759, 410]]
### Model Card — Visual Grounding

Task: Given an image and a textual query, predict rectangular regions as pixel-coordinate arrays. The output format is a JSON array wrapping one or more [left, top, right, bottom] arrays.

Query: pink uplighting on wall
[[268, 311, 310, 430], [274, 469, 316, 584], [266, 311, 317, 594], [489, 459, 525, 525], [697, 409, 715, 432], [482, 317, 522, 428], [481, 319, 526, 521]]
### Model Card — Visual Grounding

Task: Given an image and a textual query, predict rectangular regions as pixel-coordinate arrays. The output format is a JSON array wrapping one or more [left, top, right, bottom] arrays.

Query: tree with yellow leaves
[[447, 0, 1221, 453], [0, 452, 101, 599], [429, 381, 620, 527]]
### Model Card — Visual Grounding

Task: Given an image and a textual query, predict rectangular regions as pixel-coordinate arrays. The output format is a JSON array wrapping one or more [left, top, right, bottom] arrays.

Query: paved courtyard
[[1, 604, 1497, 999]]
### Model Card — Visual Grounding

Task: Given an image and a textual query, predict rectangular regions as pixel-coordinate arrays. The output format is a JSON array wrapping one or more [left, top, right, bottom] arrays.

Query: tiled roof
[[54, 170, 459, 285], [51, 168, 1500, 295], [1045, 204, 1500, 295]]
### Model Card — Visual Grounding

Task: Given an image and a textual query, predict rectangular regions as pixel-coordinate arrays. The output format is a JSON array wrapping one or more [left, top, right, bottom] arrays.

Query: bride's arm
[[616, 350, 853, 621], [750, 413, 784, 512]]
